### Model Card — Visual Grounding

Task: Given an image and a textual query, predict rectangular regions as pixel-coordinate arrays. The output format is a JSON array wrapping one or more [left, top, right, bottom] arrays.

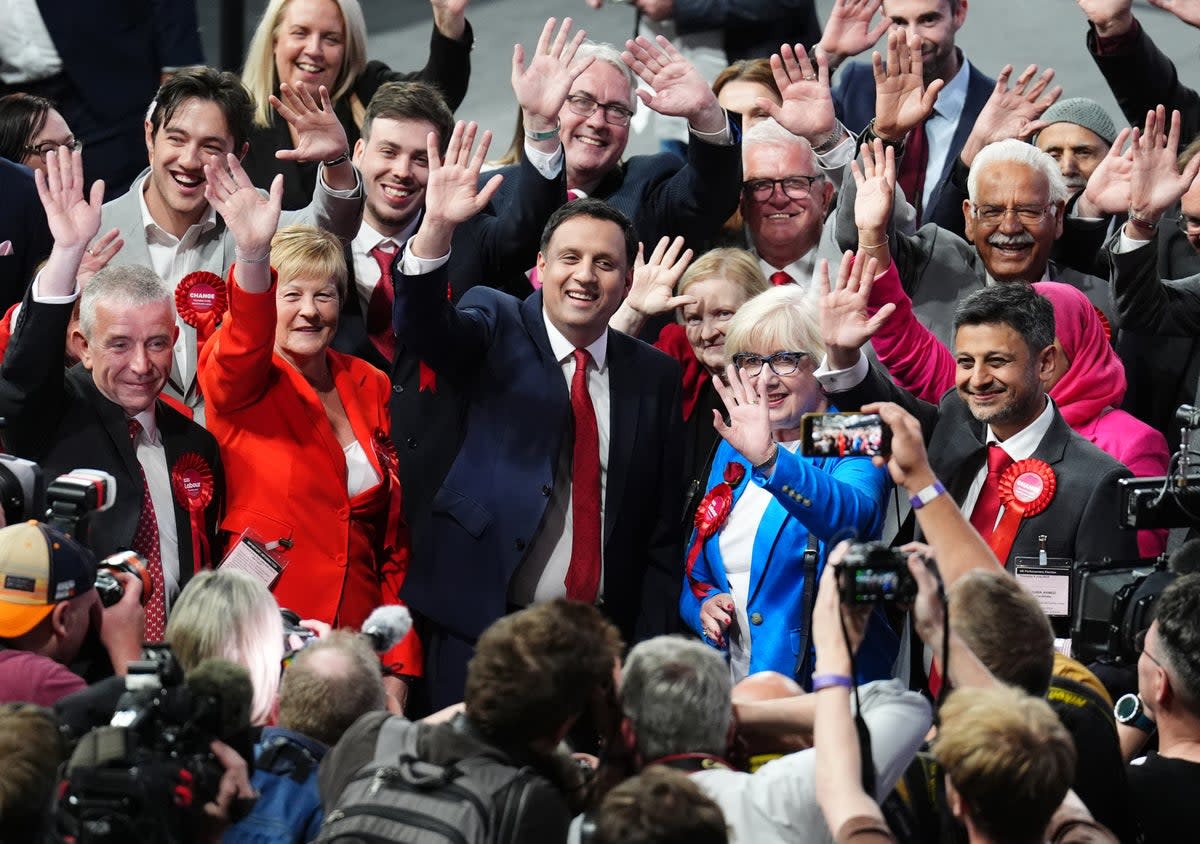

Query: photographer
[[0, 521, 143, 705]]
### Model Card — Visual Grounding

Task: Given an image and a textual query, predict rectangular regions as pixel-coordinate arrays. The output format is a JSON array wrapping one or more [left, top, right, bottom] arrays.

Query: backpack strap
[[373, 715, 423, 762], [793, 530, 822, 687]]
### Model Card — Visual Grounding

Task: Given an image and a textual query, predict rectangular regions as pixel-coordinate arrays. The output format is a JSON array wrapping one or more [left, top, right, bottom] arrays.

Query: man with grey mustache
[[834, 137, 1113, 349]]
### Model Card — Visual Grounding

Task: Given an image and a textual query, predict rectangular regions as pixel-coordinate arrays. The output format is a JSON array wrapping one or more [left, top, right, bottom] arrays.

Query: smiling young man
[[393, 121, 683, 710], [97, 66, 363, 419], [818, 281, 1137, 573]]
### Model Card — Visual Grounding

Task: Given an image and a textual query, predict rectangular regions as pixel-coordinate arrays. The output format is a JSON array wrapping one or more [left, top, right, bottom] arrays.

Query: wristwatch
[[1114, 692, 1155, 732]]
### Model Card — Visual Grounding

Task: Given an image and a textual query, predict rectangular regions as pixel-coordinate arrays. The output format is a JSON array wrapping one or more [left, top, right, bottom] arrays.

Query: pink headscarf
[[1033, 282, 1125, 428]]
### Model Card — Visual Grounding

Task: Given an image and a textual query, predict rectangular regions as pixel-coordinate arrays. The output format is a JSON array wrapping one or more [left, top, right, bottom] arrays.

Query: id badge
[[1014, 554, 1072, 617], [218, 529, 287, 588]]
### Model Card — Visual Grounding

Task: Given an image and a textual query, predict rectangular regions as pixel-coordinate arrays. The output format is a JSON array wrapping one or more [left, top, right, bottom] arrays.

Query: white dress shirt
[[351, 217, 421, 317], [130, 408, 182, 610], [921, 58, 971, 214], [758, 253, 818, 293]]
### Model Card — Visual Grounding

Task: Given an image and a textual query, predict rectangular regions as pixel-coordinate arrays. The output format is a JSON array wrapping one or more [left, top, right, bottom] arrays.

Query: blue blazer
[[680, 439, 897, 681], [833, 60, 995, 234]]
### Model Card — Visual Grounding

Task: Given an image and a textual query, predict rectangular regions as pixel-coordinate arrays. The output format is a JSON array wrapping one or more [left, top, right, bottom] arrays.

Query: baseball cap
[[0, 521, 97, 638]]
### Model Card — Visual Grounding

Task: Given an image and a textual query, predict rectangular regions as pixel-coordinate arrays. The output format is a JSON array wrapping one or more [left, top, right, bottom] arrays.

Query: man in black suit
[[818, 279, 1137, 578], [0, 159, 53, 311], [393, 122, 683, 708], [0, 150, 221, 638]]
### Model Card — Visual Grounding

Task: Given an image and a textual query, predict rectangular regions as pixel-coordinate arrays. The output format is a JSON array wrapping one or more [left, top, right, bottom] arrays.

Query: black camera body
[[56, 647, 234, 844], [838, 541, 918, 604]]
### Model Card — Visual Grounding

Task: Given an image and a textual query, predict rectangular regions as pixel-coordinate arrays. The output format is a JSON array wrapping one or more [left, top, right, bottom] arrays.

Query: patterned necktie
[[368, 243, 398, 362], [770, 270, 793, 287], [897, 120, 930, 221], [969, 444, 1015, 543], [128, 418, 167, 641], [564, 349, 601, 603]]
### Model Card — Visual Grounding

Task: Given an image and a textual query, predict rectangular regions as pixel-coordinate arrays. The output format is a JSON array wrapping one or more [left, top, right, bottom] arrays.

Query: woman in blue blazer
[[679, 277, 898, 685]]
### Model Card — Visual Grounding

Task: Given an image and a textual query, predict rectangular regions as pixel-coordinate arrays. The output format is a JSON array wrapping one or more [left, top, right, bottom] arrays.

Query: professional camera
[[838, 541, 919, 604], [1072, 557, 1176, 665], [55, 646, 253, 844], [94, 550, 154, 609], [0, 452, 116, 543], [280, 607, 317, 657]]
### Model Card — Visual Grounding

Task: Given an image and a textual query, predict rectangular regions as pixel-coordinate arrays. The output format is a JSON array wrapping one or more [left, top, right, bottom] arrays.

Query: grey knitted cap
[[1036, 98, 1118, 146]]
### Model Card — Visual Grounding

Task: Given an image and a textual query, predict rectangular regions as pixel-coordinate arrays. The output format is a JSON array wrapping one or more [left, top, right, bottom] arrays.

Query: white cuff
[[1115, 228, 1153, 253], [814, 351, 869, 392], [31, 271, 80, 303], [689, 118, 733, 146], [317, 163, 362, 197], [814, 126, 854, 171], [399, 236, 451, 275], [523, 141, 564, 180]]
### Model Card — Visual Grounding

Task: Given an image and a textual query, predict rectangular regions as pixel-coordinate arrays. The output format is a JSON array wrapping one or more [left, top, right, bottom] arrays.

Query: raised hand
[[623, 35, 726, 133], [1148, 0, 1200, 27], [34, 147, 104, 252], [272, 83, 350, 163], [429, 0, 469, 40], [851, 139, 896, 234], [512, 18, 592, 129], [872, 29, 944, 141], [959, 64, 1062, 168], [818, 251, 894, 365], [1079, 126, 1133, 216], [625, 236, 697, 317], [861, 400, 936, 490], [79, 228, 125, 286], [762, 45, 838, 144], [204, 154, 284, 263], [1129, 107, 1200, 226], [1076, 0, 1135, 35], [712, 363, 775, 467], [425, 121, 503, 228], [817, 0, 890, 65]]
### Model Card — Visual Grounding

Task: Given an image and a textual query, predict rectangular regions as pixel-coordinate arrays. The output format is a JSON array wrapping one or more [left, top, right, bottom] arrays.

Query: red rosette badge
[[686, 462, 747, 598], [171, 452, 215, 574], [989, 458, 1057, 564], [175, 271, 228, 338]]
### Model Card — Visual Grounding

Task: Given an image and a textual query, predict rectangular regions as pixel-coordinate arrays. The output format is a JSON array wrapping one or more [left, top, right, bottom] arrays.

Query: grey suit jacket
[[830, 363, 1138, 567], [100, 168, 364, 414], [833, 173, 1114, 349]]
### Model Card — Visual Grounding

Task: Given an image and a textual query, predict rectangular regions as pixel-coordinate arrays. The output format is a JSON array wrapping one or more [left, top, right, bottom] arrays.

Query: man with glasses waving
[[490, 33, 742, 254]]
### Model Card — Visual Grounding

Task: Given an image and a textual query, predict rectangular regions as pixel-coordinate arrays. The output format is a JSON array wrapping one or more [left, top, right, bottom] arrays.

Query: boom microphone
[[361, 604, 413, 653], [185, 657, 253, 743]]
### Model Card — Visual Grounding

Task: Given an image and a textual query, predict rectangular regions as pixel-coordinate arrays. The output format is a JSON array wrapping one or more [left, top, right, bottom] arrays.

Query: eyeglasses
[[565, 94, 634, 127], [1134, 628, 1163, 668], [23, 137, 83, 158], [971, 203, 1054, 225], [742, 175, 823, 202], [732, 351, 809, 377], [1176, 215, 1200, 235]]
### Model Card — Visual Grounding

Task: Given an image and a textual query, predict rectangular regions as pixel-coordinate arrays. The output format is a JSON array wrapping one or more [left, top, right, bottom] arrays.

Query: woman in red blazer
[[197, 158, 419, 678]]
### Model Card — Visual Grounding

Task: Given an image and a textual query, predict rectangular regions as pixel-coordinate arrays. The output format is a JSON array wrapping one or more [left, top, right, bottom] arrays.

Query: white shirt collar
[[542, 308, 609, 372], [986, 396, 1055, 459], [758, 251, 817, 288], [136, 172, 217, 241], [353, 214, 421, 257], [932, 55, 971, 123], [130, 407, 160, 445]]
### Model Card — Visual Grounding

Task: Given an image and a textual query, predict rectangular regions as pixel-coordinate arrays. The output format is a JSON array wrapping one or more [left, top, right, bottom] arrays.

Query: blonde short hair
[[674, 248, 769, 325], [933, 685, 1075, 842], [270, 224, 349, 300], [166, 569, 285, 727], [723, 285, 824, 362], [242, 0, 368, 127]]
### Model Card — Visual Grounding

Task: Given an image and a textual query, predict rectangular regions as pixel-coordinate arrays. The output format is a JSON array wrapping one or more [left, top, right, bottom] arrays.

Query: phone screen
[[801, 412, 891, 458]]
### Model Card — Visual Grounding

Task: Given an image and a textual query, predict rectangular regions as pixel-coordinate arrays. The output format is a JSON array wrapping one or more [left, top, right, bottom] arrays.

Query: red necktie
[[564, 349, 602, 603], [969, 444, 1015, 543], [128, 418, 167, 641], [770, 271, 793, 287], [368, 243, 398, 362], [897, 120, 929, 220]]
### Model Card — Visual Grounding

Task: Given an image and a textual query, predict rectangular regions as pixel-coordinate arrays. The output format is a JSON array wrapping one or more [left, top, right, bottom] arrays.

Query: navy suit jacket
[[671, 0, 821, 61], [393, 268, 684, 646], [833, 60, 994, 234], [0, 160, 52, 312]]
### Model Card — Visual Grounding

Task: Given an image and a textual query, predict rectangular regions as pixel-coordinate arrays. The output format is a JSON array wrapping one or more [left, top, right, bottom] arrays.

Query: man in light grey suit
[[98, 67, 364, 419]]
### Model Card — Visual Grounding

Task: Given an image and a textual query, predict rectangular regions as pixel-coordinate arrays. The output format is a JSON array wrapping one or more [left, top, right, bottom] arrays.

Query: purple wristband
[[811, 673, 853, 691]]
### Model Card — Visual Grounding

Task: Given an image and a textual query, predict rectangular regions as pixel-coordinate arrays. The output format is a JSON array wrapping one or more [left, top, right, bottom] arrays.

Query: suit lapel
[[745, 468, 790, 605], [331, 354, 384, 481], [69, 367, 141, 481], [604, 330, 638, 547]]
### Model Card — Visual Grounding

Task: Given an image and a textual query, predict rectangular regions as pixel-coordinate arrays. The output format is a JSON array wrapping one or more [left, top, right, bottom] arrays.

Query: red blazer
[[198, 275, 419, 672]]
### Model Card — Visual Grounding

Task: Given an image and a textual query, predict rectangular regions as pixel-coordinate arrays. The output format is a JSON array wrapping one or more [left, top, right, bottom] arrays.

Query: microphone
[[361, 605, 413, 653], [185, 657, 253, 743]]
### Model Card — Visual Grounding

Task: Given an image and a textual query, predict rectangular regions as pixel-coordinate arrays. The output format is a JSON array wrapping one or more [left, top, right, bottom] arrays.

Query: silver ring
[[803, 74, 817, 81]]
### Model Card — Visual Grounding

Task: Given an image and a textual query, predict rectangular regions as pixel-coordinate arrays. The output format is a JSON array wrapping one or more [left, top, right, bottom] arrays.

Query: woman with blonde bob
[[166, 569, 285, 726], [678, 254, 897, 687], [198, 159, 420, 690], [239, 0, 472, 209]]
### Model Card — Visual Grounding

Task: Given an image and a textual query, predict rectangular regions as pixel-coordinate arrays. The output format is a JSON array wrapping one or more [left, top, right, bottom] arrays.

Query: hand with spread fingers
[[712, 362, 775, 469], [763, 44, 839, 146], [35, 147, 104, 254], [620, 236, 697, 322], [79, 228, 125, 286], [1078, 126, 1133, 217], [411, 121, 504, 259], [851, 139, 896, 240], [960, 64, 1062, 168], [203, 154, 284, 272], [872, 28, 944, 142], [512, 17, 593, 141], [1127, 106, 1200, 233], [272, 83, 350, 165], [817, 0, 890, 68], [818, 250, 894, 370], [622, 35, 726, 134]]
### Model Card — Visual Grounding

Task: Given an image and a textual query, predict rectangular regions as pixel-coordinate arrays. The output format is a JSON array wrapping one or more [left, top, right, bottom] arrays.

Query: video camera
[[1119, 404, 1200, 529], [55, 646, 253, 843], [1071, 557, 1176, 665]]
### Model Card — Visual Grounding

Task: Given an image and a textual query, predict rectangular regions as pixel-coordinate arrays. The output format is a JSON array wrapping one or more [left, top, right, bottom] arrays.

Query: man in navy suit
[[394, 122, 683, 709], [823, 0, 993, 232]]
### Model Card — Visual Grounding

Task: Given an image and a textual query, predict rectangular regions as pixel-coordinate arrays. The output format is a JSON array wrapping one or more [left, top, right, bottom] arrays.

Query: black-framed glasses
[[1134, 628, 1163, 667], [565, 94, 634, 127], [24, 137, 83, 158], [742, 175, 823, 202], [971, 203, 1054, 225], [1176, 214, 1200, 235], [732, 351, 809, 377]]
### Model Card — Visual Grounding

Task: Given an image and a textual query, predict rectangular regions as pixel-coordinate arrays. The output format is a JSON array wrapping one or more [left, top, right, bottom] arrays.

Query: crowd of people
[[2, 0, 1200, 840]]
